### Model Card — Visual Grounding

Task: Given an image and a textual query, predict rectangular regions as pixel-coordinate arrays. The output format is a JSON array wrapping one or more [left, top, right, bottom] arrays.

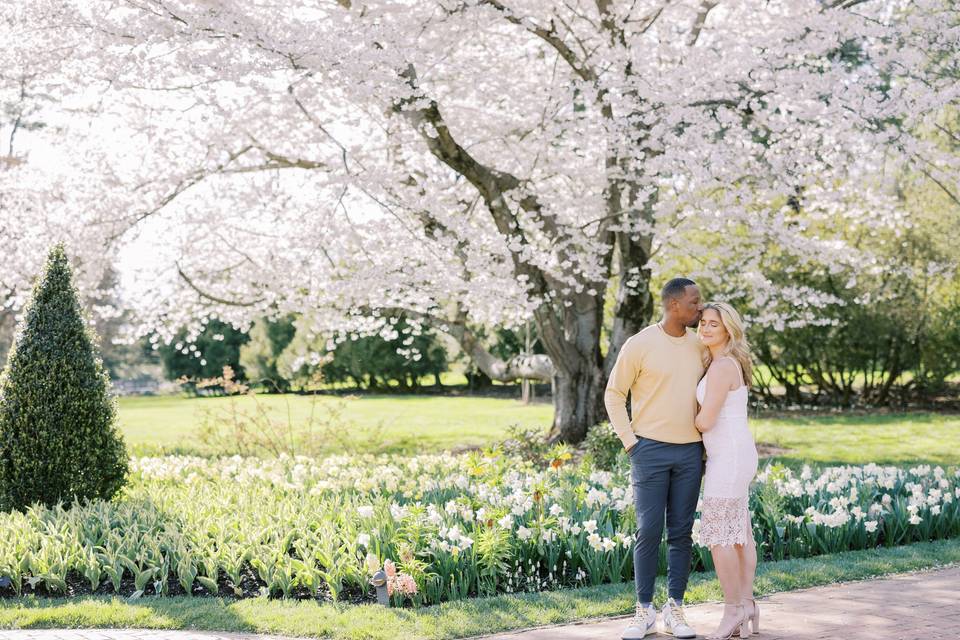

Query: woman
[[695, 302, 759, 640]]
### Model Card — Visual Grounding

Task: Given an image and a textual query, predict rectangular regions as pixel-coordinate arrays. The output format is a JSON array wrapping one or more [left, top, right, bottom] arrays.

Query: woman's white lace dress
[[696, 358, 758, 547]]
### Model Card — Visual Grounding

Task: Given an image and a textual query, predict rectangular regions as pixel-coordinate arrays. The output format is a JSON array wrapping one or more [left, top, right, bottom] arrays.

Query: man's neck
[[659, 316, 687, 338]]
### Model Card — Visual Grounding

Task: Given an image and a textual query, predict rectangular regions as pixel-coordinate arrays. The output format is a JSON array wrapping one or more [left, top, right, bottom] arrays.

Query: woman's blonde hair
[[701, 302, 753, 384]]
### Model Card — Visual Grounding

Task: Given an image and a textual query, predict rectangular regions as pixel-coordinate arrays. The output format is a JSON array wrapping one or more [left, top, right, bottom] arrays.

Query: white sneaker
[[622, 602, 657, 639], [662, 597, 697, 638]]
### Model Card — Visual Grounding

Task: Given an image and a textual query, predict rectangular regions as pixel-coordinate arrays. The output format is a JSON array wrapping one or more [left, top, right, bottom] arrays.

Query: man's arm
[[603, 338, 641, 451]]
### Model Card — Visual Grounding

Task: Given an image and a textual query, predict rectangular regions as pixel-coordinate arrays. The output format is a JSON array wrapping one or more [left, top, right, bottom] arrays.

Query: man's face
[[674, 285, 703, 328]]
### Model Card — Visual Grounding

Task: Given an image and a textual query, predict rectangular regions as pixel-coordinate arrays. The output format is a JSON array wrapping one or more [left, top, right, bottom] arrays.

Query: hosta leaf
[[134, 567, 155, 592], [197, 576, 218, 593]]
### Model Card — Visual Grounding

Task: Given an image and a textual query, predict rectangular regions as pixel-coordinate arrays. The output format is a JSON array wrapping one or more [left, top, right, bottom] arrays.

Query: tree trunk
[[604, 231, 656, 378], [438, 228, 655, 444], [549, 356, 607, 443], [539, 290, 607, 443]]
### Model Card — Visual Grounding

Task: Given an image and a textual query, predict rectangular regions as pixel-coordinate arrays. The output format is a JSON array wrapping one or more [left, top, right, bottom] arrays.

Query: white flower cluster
[[753, 463, 959, 536], [6, 452, 959, 607]]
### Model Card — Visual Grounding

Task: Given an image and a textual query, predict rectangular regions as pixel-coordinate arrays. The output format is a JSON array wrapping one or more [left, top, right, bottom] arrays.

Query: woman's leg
[[711, 544, 742, 602], [708, 545, 744, 638], [736, 537, 757, 599], [737, 537, 758, 631]]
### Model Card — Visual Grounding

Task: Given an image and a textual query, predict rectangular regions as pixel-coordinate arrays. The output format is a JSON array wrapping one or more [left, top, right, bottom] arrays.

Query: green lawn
[[752, 411, 960, 466], [118, 394, 960, 464], [118, 394, 554, 455], [3, 538, 958, 637]]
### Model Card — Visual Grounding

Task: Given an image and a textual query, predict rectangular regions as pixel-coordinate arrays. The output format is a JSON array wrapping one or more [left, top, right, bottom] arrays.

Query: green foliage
[[272, 317, 449, 391], [157, 320, 249, 388], [582, 422, 623, 471], [239, 315, 297, 392], [0, 454, 957, 605], [755, 284, 958, 406], [499, 424, 552, 465], [658, 146, 960, 407], [321, 319, 448, 390], [0, 539, 957, 638], [686, 184, 960, 406], [485, 326, 546, 361], [0, 244, 128, 511], [744, 207, 960, 405]]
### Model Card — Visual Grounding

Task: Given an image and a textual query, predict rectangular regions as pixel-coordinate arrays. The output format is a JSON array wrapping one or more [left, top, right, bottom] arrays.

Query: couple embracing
[[605, 277, 759, 640]]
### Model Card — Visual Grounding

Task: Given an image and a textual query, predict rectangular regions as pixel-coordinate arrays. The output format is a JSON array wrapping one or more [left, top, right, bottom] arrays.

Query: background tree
[[321, 318, 449, 390], [157, 319, 250, 389], [680, 111, 960, 406], [7, 0, 960, 440], [0, 50, 130, 318], [0, 245, 127, 511], [239, 315, 298, 392]]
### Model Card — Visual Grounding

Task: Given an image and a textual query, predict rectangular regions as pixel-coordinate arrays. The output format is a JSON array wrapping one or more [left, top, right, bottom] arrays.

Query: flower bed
[[0, 453, 957, 606]]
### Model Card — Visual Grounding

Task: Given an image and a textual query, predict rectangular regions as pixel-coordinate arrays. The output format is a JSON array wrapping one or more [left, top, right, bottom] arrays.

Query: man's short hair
[[661, 277, 696, 305]]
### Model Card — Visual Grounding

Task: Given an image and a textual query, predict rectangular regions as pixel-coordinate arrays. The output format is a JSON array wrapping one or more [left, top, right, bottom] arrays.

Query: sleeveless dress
[[695, 357, 758, 547]]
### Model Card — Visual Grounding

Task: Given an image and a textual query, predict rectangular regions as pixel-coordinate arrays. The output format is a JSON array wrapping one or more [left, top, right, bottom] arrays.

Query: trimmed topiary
[[0, 244, 127, 511]]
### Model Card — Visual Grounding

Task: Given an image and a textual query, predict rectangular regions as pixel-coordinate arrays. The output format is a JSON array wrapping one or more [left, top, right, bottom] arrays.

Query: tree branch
[[175, 261, 267, 307], [112, 143, 327, 241], [687, 0, 718, 47], [917, 163, 960, 208], [7, 76, 29, 157], [446, 308, 555, 381], [372, 303, 555, 381], [393, 63, 558, 293], [479, 1, 597, 82]]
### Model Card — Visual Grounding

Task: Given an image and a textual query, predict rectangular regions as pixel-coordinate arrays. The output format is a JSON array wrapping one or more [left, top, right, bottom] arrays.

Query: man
[[604, 277, 705, 639]]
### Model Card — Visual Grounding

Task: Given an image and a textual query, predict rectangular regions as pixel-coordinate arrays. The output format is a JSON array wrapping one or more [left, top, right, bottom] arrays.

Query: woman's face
[[698, 308, 729, 349]]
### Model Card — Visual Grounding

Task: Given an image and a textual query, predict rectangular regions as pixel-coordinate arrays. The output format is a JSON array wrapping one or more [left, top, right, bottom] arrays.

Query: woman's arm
[[695, 359, 738, 433]]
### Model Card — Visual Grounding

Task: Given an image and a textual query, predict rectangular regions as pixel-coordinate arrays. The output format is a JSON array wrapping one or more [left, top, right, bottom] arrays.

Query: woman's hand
[[693, 409, 712, 433]]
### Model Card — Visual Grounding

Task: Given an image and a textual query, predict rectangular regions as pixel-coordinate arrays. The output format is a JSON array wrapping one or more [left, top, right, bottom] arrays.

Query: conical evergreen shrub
[[0, 244, 127, 511]]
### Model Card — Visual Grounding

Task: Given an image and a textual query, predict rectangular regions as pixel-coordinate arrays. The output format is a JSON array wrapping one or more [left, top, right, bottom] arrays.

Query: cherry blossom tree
[[1, 20, 129, 315], [5, 0, 958, 440]]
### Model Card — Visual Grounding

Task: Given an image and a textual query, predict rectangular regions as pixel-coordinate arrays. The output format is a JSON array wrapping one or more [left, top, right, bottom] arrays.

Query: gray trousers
[[629, 436, 704, 603]]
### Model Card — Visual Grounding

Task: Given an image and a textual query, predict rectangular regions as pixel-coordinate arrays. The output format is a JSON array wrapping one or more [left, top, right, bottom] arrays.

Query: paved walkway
[[482, 566, 960, 640], [0, 567, 957, 640]]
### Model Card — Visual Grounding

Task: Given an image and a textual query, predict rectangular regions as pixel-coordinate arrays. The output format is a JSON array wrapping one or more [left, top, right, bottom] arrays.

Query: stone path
[[481, 566, 960, 640], [0, 566, 957, 640]]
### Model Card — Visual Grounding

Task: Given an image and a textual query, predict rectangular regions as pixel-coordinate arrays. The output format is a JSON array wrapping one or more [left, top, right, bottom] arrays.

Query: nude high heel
[[706, 603, 749, 640], [742, 597, 759, 634]]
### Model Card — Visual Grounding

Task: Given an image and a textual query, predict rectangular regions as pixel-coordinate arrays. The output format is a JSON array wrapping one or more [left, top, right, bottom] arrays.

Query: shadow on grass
[[4, 539, 960, 639], [0, 495, 256, 634]]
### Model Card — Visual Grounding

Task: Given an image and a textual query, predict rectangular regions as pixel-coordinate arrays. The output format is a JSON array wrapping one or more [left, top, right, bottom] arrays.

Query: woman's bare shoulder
[[707, 358, 739, 383]]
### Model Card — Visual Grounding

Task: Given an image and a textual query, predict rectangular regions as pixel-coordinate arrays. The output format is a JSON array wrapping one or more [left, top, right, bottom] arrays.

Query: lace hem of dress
[[699, 496, 752, 547]]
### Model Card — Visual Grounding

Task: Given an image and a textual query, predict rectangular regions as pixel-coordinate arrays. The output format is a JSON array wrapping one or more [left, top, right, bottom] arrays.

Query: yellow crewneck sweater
[[604, 323, 706, 448]]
